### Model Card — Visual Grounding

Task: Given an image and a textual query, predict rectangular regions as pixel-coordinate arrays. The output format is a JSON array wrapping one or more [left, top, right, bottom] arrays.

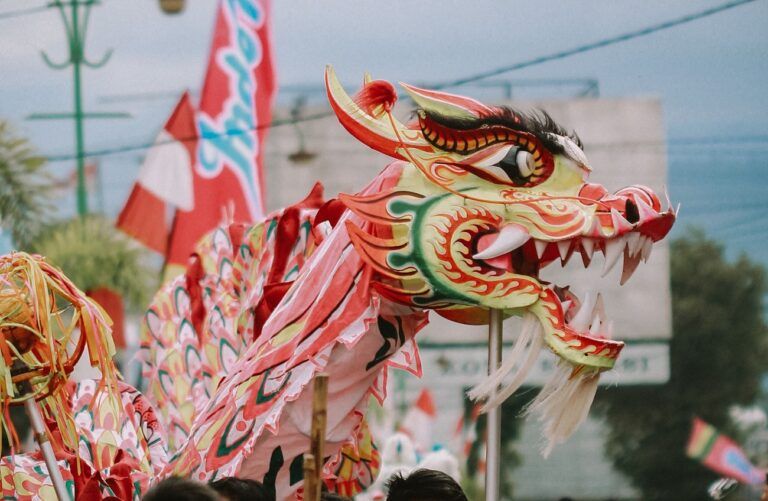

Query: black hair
[[142, 476, 220, 501], [320, 493, 354, 501], [209, 477, 273, 501], [385, 468, 468, 501]]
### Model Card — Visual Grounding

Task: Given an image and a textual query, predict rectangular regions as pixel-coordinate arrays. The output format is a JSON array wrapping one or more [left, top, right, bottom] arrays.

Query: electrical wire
[[36, 0, 762, 163], [431, 0, 759, 90], [0, 4, 48, 20]]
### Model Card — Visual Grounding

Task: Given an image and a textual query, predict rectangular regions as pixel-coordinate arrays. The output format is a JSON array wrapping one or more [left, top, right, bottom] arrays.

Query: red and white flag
[[399, 389, 437, 453], [117, 92, 197, 254], [118, 0, 276, 269]]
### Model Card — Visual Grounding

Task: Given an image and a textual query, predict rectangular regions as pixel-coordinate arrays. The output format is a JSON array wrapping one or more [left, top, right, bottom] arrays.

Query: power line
[[39, 0, 761, 163], [431, 0, 759, 90], [44, 110, 332, 162], [43, 133, 768, 163], [0, 4, 48, 20]]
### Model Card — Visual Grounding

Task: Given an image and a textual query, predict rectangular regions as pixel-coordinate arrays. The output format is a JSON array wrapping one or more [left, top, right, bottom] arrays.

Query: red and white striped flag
[[117, 92, 196, 254]]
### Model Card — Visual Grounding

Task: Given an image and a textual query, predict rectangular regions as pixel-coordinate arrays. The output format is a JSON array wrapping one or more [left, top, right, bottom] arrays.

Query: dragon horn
[[325, 66, 431, 160], [399, 82, 494, 119]]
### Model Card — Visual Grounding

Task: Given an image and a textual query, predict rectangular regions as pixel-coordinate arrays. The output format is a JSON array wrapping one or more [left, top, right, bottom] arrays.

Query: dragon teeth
[[589, 316, 602, 334], [557, 240, 570, 260], [534, 239, 548, 259], [626, 232, 642, 257], [473, 224, 530, 260], [604, 320, 614, 339], [581, 238, 595, 259], [595, 292, 605, 318], [635, 197, 657, 222], [663, 186, 673, 212], [570, 291, 595, 332], [602, 236, 625, 277], [610, 208, 633, 234], [620, 247, 643, 285], [641, 235, 654, 262]]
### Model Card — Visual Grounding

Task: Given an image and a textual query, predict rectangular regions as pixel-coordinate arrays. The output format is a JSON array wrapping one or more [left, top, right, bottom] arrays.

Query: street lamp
[[28, 0, 129, 218], [158, 0, 186, 15]]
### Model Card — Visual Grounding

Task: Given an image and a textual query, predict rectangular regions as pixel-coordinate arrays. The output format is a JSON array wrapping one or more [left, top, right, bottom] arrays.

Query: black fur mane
[[421, 106, 584, 157]]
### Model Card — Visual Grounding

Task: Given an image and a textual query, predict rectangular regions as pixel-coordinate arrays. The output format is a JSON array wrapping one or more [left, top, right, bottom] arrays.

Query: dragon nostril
[[625, 199, 640, 224]]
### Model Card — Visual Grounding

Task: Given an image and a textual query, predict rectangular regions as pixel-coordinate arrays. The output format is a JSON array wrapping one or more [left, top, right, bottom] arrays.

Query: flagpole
[[485, 309, 503, 501]]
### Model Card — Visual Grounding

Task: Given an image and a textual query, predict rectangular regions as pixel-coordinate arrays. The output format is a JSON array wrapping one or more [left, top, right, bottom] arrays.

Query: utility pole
[[28, 0, 128, 217]]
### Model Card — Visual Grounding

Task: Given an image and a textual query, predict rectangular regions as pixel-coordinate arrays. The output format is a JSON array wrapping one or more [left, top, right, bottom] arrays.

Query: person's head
[[385, 468, 468, 501], [142, 476, 219, 501], [320, 493, 353, 501], [209, 477, 271, 501]]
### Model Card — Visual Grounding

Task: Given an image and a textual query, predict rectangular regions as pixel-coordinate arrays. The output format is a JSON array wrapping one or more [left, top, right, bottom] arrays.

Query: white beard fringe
[[525, 363, 600, 457], [468, 313, 543, 411], [467, 313, 600, 456]]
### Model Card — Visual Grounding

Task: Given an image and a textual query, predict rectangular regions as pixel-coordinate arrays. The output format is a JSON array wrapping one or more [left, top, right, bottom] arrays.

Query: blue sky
[[0, 0, 766, 267]]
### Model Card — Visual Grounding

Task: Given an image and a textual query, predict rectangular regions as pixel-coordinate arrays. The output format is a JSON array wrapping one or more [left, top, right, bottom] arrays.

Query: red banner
[[166, 0, 276, 266]]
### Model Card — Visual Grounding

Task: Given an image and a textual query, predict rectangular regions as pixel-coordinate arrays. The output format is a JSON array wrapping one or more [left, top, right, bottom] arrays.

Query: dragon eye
[[517, 150, 535, 177], [494, 148, 535, 182]]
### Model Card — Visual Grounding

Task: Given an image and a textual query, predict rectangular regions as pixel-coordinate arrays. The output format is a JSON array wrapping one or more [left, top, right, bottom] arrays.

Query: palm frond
[[0, 121, 54, 247]]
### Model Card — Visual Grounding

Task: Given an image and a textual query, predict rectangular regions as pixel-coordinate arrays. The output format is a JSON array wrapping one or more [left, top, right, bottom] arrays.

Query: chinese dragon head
[[327, 67, 676, 451]]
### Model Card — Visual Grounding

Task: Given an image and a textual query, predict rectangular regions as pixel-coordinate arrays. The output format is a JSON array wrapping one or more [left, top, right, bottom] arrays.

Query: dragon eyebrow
[[421, 106, 584, 159]]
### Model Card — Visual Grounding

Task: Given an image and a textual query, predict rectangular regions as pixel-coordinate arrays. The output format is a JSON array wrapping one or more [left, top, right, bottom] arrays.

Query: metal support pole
[[9, 364, 71, 501], [71, 1, 87, 216], [485, 309, 503, 501], [31, 0, 127, 218], [25, 399, 68, 500]]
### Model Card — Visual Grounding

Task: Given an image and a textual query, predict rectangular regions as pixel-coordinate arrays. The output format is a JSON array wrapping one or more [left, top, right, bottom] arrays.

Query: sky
[[0, 0, 767, 267]]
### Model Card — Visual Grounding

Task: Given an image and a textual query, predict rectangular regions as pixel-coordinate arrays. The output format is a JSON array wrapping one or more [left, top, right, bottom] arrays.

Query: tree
[[0, 121, 53, 247], [28, 215, 155, 311], [596, 228, 768, 500]]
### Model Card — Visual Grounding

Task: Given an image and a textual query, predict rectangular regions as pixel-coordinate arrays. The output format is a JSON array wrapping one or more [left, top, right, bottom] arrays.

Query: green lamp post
[[28, 0, 128, 217]]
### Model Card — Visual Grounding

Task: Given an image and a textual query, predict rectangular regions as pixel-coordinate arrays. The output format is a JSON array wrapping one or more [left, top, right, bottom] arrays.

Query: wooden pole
[[485, 309, 503, 501], [305, 373, 329, 501], [303, 453, 317, 501]]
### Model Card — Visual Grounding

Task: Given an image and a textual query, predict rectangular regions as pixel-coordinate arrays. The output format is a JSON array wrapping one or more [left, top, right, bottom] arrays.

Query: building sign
[[419, 341, 669, 386]]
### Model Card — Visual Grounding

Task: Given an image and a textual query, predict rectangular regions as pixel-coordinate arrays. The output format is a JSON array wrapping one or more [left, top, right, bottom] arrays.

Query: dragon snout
[[579, 183, 677, 242]]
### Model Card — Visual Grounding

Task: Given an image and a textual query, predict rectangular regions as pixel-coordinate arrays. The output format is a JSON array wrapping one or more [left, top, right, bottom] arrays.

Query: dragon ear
[[325, 66, 431, 160], [400, 82, 494, 120]]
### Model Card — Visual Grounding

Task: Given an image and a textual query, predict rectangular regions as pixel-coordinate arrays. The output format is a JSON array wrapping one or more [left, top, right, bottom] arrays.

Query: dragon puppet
[[0, 67, 675, 499], [134, 66, 676, 499]]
